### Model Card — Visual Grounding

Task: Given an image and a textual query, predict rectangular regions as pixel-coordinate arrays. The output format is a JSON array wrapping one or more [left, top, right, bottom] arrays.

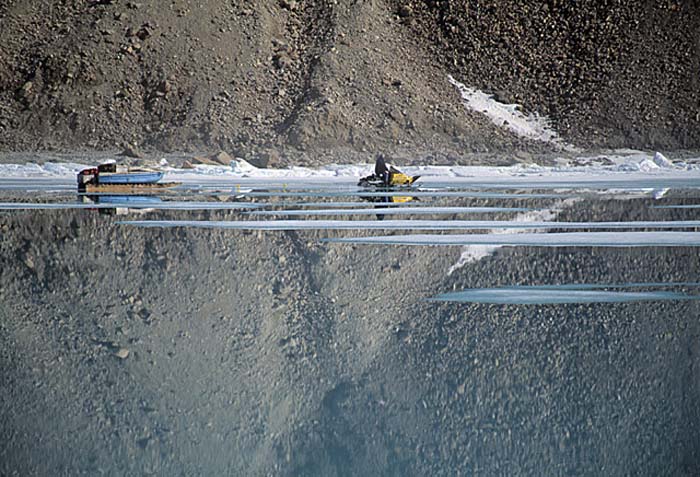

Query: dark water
[[1, 181, 699, 476]]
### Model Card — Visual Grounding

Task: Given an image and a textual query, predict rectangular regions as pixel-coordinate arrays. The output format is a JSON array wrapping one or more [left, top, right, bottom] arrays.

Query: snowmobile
[[358, 155, 419, 219], [358, 154, 420, 187]]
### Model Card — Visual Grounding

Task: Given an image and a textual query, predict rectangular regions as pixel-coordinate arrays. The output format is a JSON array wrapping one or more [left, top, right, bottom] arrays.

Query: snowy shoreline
[[0, 151, 698, 186]]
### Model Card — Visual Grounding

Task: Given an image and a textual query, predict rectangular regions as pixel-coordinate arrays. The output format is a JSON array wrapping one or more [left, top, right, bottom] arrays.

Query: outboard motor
[[77, 167, 99, 190]]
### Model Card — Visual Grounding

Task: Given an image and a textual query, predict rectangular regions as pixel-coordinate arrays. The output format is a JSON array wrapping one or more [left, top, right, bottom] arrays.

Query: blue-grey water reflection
[[2, 181, 699, 476]]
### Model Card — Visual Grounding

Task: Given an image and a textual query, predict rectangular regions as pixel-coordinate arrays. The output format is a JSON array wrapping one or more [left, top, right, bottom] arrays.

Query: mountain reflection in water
[[1, 180, 699, 476]]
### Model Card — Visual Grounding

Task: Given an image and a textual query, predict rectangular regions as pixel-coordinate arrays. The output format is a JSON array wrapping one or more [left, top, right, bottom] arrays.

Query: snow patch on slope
[[448, 75, 576, 150]]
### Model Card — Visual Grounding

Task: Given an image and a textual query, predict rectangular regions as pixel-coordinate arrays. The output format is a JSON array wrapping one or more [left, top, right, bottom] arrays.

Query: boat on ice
[[77, 162, 175, 192]]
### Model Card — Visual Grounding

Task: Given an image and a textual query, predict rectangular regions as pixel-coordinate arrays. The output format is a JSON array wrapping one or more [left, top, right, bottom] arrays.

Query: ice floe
[[428, 288, 700, 305], [119, 219, 700, 231], [247, 206, 535, 216], [0, 201, 262, 210], [324, 231, 700, 247]]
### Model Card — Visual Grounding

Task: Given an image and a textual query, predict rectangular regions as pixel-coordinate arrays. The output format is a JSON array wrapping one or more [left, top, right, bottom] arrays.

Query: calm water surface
[[1, 179, 699, 475]]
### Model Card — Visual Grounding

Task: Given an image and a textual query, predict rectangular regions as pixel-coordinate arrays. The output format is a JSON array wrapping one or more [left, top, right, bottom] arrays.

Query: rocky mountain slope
[[1, 1, 699, 164]]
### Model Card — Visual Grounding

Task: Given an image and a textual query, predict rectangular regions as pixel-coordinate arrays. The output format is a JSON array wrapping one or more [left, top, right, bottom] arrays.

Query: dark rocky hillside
[[1, 0, 698, 163], [398, 0, 700, 150]]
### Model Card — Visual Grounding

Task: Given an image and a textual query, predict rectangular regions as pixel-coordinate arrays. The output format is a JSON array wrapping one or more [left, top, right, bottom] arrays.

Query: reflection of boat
[[90, 195, 163, 205], [80, 194, 163, 215], [77, 162, 177, 192]]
